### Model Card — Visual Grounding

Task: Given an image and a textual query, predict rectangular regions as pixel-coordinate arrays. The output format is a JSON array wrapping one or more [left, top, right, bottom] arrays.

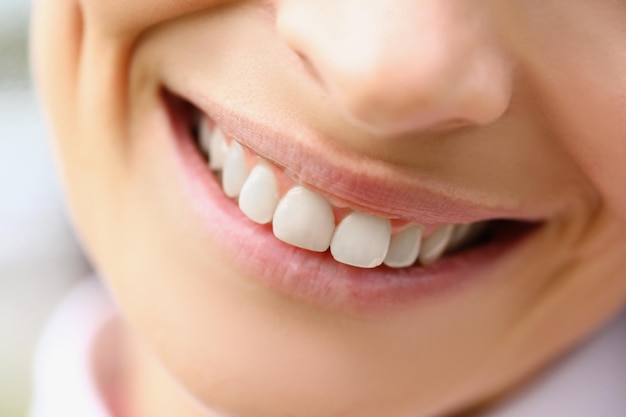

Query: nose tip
[[316, 46, 513, 136], [277, 1, 513, 137]]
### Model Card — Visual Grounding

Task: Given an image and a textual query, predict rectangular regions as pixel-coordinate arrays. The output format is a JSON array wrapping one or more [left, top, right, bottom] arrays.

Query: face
[[33, 1, 626, 416]]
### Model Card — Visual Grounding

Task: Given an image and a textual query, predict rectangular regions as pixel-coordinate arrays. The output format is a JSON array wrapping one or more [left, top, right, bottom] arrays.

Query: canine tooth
[[272, 187, 335, 252], [239, 164, 279, 224], [419, 224, 454, 266], [331, 213, 391, 268], [222, 141, 248, 198], [209, 127, 229, 170], [384, 225, 422, 268]]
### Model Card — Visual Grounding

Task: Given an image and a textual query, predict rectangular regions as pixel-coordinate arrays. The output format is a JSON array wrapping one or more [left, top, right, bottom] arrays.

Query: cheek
[[539, 73, 626, 220], [511, 2, 626, 221], [77, 0, 233, 37]]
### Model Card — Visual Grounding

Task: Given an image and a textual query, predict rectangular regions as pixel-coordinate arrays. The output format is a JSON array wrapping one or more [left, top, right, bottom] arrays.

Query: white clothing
[[29, 279, 116, 417]]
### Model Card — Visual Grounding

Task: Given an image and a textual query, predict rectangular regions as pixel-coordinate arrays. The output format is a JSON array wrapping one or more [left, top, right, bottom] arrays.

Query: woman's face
[[33, 0, 626, 416]]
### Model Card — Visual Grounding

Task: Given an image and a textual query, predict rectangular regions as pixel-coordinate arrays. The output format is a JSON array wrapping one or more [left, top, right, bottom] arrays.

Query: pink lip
[[173, 87, 550, 226], [159, 89, 541, 315]]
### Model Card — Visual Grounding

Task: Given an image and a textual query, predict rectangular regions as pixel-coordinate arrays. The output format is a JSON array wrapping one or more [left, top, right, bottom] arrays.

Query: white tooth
[[449, 222, 488, 251], [238, 164, 279, 224], [198, 117, 212, 154], [383, 225, 423, 268], [222, 141, 248, 198], [448, 223, 473, 251], [272, 187, 335, 252], [331, 213, 391, 268], [419, 224, 454, 266], [209, 128, 229, 170]]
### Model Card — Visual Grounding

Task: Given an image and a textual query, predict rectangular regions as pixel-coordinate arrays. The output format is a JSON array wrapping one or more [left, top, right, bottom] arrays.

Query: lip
[[167, 84, 551, 227], [156, 87, 543, 315]]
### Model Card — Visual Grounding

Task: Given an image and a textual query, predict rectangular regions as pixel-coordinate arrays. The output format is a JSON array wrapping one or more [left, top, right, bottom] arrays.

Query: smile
[[162, 88, 542, 313], [195, 113, 490, 269]]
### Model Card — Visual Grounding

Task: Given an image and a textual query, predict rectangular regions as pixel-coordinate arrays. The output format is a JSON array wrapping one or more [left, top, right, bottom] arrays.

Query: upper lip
[[168, 85, 547, 226]]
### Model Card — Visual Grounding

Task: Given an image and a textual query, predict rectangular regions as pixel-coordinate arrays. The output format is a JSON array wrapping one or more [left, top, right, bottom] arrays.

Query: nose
[[276, 0, 513, 136]]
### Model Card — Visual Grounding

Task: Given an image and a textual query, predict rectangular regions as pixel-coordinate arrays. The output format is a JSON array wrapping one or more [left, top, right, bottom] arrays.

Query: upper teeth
[[198, 119, 486, 270], [239, 164, 280, 224], [222, 141, 248, 198], [273, 186, 336, 252], [331, 213, 392, 268], [384, 225, 422, 268], [418, 224, 454, 266]]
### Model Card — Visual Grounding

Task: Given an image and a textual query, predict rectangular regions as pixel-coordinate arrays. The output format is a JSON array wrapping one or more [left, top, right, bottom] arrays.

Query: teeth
[[384, 225, 423, 268], [201, 124, 487, 269], [272, 186, 335, 252], [209, 128, 229, 171], [198, 119, 229, 170], [419, 224, 454, 266], [222, 141, 249, 198], [448, 223, 473, 250], [198, 117, 213, 154], [448, 222, 487, 252], [239, 164, 279, 224], [330, 213, 391, 268]]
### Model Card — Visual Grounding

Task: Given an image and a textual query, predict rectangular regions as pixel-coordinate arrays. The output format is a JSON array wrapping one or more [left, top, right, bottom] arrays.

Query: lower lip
[[162, 93, 537, 315]]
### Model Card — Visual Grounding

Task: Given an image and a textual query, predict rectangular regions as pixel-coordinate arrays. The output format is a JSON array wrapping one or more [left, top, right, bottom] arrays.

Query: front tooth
[[272, 186, 335, 252], [222, 141, 248, 198], [238, 164, 279, 224], [209, 128, 229, 170], [331, 213, 391, 268], [419, 224, 454, 266], [384, 225, 422, 268]]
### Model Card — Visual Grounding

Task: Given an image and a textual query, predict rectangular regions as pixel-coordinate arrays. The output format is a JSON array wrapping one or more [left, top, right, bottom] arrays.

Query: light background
[[0, 1, 91, 416]]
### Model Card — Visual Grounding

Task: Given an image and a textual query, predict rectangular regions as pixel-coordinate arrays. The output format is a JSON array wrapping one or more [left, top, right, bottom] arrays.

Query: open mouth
[[161, 87, 541, 311], [192, 114, 493, 270]]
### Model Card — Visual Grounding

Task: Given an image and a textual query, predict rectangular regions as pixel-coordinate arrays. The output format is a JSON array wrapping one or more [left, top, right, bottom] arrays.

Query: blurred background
[[0, 1, 91, 416]]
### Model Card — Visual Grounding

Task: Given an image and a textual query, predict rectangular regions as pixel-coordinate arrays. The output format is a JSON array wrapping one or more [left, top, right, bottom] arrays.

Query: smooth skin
[[32, 1, 626, 416]]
